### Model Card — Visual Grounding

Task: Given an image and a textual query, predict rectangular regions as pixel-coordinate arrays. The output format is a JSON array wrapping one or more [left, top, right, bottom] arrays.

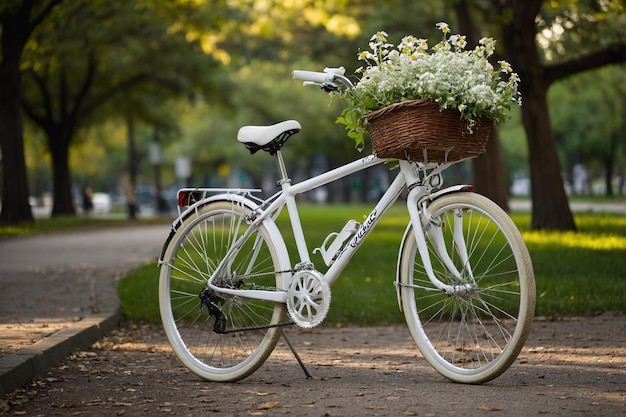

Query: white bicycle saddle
[[237, 120, 302, 155], [237, 120, 301, 147]]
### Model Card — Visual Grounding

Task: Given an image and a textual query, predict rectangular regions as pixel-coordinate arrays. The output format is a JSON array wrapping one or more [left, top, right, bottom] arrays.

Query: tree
[[0, 0, 62, 225], [486, 0, 626, 230], [20, 0, 223, 216]]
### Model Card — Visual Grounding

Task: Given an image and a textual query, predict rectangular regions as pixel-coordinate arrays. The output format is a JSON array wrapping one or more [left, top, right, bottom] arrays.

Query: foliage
[[197, 0, 363, 66], [334, 23, 522, 150], [549, 65, 625, 187], [162, 58, 364, 191], [537, 0, 626, 62], [498, 108, 530, 178], [118, 207, 626, 324]]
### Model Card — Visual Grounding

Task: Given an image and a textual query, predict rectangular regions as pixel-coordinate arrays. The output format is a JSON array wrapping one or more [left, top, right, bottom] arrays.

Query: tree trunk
[[0, 18, 34, 225], [497, 0, 576, 231], [48, 132, 75, 216], [0, 63, 34, 225], [1, 0, 63, 225], [604, 155, 614, 197], [127, 116, 138, 220], [472, 126, 509, 211], [521, 79, 576, 229]]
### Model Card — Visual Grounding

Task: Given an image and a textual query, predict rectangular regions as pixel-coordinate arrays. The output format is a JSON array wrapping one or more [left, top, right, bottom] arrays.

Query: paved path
[[509, 200, 626, 213], [1, 200, 624, 398], [2, 317, 624, 416], [0, 223, 171, 396]]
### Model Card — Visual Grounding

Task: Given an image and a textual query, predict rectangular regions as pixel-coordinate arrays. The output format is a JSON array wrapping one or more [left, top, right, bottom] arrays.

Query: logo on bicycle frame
[[350, 209, 377, 248]]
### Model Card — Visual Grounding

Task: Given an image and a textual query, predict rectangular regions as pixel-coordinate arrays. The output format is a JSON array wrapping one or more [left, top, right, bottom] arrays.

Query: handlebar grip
[[292, 70, 333, 83]]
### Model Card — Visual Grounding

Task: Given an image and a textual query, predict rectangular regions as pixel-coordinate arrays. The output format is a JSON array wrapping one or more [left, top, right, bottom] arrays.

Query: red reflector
[[178, 191, 202, 207], [465, 185, 474, 192]]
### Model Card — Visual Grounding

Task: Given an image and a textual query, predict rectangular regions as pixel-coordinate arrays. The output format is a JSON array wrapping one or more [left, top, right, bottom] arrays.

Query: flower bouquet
[[335, 22, 521, 162]]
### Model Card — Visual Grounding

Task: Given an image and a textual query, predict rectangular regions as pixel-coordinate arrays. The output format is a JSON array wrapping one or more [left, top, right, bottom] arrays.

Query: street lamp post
[[150, 129, 166, 214]]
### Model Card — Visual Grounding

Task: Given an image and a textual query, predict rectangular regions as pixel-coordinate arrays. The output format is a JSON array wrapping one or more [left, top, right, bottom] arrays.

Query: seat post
[[275, 150, 291, 186]]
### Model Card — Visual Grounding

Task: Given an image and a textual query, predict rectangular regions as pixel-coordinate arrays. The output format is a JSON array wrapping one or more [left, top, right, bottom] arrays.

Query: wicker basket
[[363, 99, 492, 163]]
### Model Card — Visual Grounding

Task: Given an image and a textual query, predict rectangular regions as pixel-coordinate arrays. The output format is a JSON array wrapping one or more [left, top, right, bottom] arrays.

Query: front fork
[[396, 162, 476, 310], [405, 188, 468, 290]]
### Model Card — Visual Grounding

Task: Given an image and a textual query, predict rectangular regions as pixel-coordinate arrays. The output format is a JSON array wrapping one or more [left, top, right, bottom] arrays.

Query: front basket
[[363, 99, 492, 163]]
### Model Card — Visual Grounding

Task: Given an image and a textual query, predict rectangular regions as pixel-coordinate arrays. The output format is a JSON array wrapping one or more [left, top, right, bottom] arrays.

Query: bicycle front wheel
[[159, 200, 290, 382], [398, 192, 535, 384]]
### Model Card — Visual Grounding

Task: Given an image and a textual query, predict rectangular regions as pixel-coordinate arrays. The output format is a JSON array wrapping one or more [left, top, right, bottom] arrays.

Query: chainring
[[286, 270, 331, 328]]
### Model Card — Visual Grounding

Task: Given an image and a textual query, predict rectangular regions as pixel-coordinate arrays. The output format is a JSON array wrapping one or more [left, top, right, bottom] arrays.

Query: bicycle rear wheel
[[398, 192, 535, 384], [159, 200, 290, 382]]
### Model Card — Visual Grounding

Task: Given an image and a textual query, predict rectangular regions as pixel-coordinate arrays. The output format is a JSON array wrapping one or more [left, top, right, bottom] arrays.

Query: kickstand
[[281, 331, 312, 379]]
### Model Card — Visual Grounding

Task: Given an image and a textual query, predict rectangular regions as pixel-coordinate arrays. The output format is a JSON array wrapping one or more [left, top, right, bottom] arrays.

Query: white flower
[[449, 34, 467, 50], [478, 37, 496, 57], [498, 60, 513, 73], [436, 22, 449, 34], [370, 31, 388, 42], [335, 22, 521, 150]]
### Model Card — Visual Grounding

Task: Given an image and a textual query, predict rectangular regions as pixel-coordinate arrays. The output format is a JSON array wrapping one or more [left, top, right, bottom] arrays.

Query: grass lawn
[[117, 203, 626, 324]]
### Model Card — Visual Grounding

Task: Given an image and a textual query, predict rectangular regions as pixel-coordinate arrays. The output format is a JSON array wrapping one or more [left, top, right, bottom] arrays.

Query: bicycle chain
[[220, 320, 294, 334]]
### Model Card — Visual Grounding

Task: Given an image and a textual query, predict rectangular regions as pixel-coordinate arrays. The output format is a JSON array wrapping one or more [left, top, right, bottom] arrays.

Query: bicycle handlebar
[[292, 67, 355, 89], [292, 70, 334, 83]]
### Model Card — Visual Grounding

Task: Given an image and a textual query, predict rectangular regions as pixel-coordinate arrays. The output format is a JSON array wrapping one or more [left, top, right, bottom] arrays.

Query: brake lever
[[302, 81, 339, 92], [320, 82, 339, 92]]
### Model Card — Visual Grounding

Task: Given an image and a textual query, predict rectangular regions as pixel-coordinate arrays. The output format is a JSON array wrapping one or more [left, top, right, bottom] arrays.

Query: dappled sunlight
[[575, 213, 626, 231], [0, 321, 72, 356], [326, 15, 361, 39], [271, 338, 421, 371], [94, 340, 174, 354], [90, 323, 174, 354], [522, 230, 626, 250], [524, 345, 626, 367]]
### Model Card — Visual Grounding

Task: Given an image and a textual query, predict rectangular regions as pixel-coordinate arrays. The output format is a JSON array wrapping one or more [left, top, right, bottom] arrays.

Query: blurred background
[[1, 0, 624, 226]]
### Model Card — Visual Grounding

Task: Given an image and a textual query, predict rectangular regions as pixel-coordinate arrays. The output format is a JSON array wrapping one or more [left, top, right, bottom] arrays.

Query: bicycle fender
[[158, 194, 259, 265], [428, 184, 473, 201], [394, 185, 473, 312]]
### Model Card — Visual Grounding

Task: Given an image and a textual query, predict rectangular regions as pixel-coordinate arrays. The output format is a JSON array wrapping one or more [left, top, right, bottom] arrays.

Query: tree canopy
[[1, 0, 624, 229]]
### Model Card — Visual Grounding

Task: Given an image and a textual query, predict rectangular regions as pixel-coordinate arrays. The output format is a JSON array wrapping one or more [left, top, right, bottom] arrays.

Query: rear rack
[[176, 187, 262, 216]]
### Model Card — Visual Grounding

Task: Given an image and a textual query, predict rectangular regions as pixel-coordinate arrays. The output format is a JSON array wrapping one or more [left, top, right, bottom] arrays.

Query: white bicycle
[[158, 68, 535, 384]]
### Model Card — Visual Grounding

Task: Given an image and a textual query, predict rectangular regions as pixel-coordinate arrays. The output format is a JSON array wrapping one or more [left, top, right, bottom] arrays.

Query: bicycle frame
[[201, 152, 471, 303]]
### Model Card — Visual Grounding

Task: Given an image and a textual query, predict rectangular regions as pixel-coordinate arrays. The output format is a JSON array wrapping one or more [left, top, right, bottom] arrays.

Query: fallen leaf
[[479, 404, 502, 411], [257, 402, 280, 410]]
